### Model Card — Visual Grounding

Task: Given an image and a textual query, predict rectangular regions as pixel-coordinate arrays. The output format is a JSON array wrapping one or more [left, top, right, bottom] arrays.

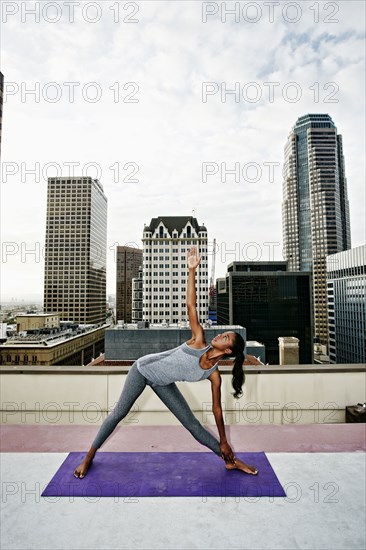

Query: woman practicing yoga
[[74, 245, 258, 478]]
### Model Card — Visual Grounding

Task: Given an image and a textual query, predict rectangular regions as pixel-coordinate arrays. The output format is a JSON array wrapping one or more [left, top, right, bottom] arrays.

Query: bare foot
[[225, 457, 258, 475], [73, 459, 92, 479]]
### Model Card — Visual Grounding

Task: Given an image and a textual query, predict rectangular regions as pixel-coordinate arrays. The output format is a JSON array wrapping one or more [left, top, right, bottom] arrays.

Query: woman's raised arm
[[186, 246, 203, 341]]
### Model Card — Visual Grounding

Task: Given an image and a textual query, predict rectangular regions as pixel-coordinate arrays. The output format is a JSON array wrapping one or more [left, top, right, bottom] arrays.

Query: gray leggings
[[91, 363, 222, 457]]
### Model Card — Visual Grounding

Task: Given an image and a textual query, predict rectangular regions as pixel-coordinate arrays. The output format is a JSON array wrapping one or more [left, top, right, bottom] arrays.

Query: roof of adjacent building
[[110, 323, 244, 330], [16, 313, 59, 318], [2, 324, 108, 348], [145, 216, 207, 235], [116, 245, 142, 253]]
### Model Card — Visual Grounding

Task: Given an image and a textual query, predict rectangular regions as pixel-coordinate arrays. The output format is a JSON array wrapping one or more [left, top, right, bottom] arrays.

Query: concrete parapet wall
[[1, 364, 365, 425]]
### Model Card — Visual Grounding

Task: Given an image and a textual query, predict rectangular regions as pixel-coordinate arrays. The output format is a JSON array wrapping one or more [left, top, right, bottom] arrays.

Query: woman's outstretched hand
[[220, 441, 236, 465], [187, 245, 201, 269]]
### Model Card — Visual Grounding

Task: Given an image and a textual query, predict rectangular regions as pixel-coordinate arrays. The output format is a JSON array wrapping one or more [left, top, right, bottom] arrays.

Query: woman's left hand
[[187, 246, 201, 269], [220, 441, 236, 465]]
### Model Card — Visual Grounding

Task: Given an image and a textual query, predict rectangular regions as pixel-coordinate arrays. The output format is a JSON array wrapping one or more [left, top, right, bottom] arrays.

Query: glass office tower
[[282, 114, 351, 350], [216, 262, 313, 364]]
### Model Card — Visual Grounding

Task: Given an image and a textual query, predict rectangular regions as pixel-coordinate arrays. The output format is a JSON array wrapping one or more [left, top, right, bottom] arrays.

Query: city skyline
[[1, 1, 365, 300]]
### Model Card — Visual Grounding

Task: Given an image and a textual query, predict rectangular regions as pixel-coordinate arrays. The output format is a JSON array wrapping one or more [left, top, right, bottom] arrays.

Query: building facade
[[132, 265, 143, 322], [327, 245, 366, 363], [116, 246, 143, 323], [216, 262, 313, 364], [43, 177, 107, 325], [142, 216, 209, 324], [16, 313, 60, 333], [282, 114, 351, 350]]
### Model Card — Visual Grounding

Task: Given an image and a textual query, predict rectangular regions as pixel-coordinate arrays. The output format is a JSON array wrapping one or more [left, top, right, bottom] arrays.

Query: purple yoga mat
[[41, 452, 286, 498]]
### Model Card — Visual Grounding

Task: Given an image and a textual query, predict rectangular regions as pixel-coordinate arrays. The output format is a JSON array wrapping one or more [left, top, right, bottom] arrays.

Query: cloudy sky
[[1, 0, 365, 300]]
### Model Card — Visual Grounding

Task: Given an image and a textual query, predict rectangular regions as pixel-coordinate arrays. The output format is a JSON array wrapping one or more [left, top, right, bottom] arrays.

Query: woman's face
[[211, 331, 235, 354]]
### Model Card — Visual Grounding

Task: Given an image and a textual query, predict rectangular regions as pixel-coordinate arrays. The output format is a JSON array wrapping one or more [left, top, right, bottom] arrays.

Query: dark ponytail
[[229, 333, 246, 399]]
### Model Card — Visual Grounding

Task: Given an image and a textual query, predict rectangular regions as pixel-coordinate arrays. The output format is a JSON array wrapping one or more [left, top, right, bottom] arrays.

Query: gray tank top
[[136, 342, 219, 386]]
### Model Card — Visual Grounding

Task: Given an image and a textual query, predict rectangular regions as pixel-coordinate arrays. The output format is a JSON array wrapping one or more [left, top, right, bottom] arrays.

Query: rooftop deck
[[1, 424, 365, 550]]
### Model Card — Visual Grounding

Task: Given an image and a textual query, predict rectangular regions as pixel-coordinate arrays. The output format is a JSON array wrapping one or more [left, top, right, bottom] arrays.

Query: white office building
[[142, 216, 209, 325]]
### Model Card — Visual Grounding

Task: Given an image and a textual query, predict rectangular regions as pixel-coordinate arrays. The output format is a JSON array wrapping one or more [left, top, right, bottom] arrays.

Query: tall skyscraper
[[282, 114, 351, 350], [116, 246, 142, 323], [327, 245, 366, 364], [44, 177, 107, 324], [142, 216, 209, 324]]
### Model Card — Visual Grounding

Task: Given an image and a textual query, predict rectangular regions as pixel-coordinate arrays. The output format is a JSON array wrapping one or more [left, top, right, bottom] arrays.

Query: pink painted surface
[[1, 424, 365, 452]]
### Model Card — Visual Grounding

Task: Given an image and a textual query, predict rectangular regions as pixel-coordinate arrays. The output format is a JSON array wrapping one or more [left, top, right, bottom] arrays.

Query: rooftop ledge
[[1, 363, 365, 374], [1, 364, 365, 426]]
